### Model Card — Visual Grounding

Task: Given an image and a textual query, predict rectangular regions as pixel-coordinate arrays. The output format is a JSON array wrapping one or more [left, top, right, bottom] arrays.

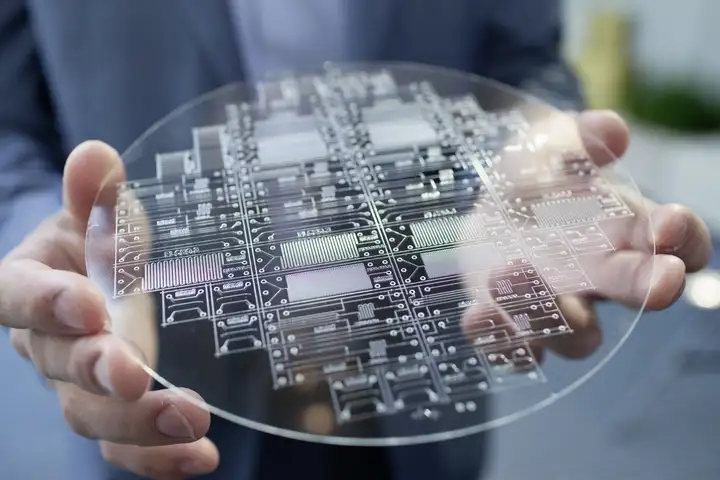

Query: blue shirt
[[228, 0, 348, 82]]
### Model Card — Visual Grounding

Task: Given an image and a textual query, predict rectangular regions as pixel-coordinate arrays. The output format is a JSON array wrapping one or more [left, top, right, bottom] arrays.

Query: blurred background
[[1, 1, 720, 478], [565, 0, 720, 232], [488, 1, 720, 478]]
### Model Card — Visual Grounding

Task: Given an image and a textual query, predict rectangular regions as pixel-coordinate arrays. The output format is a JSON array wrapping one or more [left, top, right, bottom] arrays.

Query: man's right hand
[[0, 141, 219, 478]]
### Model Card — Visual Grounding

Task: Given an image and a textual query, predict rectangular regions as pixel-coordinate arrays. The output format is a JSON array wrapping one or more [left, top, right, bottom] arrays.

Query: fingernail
[[122, 340, 147, 365], [52, 288, 88, 331], [180, 460, 208, 475], [653, 209, 689, 254], [156, 403, 196, 439], [93, 350, 113, 395]]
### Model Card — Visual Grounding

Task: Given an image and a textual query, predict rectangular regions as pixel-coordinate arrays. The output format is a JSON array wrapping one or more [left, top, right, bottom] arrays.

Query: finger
[[56, 382, 211, 446], [458, 274, 602, 360], [9, 328, 29, 359], [513, 109, 628, 168], [577, 114, 711, 271], [5, 142, 124, 271], [576, 110, 630, 165], [459, 302, 517, 346], [606, 199, 711, 260], [80, 141, 130, 287], [63, 140, 125, 226], [457, 249, 557, 366], [535, 294, 602, 359], [574, 204, 696, 308], [485, 109, 631, 219], [651, 203, 712, 272], [585, 252, 686, 310], [100, 438, 219, 479], [16, 330, 148, 400], [82, 162, 160, 371], [0, 259, 106, 334]]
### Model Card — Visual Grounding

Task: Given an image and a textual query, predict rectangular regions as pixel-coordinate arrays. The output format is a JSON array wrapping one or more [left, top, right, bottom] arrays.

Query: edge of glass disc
[[85, 61, 656, 446]]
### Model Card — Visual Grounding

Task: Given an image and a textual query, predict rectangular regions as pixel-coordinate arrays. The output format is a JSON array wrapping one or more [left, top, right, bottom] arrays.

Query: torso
[[27, 0, 490, 157]]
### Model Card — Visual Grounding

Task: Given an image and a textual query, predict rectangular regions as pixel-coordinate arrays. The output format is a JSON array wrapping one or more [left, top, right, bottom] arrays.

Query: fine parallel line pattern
[[531, 197, 606, 229], [143, 252, 223, 291], [280, 233, 358, 268], [410, 214, 485, 248]]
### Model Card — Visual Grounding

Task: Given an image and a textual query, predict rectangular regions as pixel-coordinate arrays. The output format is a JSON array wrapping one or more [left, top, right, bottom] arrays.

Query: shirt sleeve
[[0, 0, 65, 258], [481, 0, 587, 112], [0, 134, 63, 256]]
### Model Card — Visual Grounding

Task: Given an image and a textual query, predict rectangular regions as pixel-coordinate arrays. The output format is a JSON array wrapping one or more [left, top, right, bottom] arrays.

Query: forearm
[[0, 133, 63, 257]]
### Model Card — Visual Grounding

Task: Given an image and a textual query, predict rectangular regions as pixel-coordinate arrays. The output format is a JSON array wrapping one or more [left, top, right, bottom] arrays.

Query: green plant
[[622, 76, 720, 133]]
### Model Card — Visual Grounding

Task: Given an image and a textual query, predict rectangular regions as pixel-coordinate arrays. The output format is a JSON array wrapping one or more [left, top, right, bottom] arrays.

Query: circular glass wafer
[[85, 62, 654, 446]]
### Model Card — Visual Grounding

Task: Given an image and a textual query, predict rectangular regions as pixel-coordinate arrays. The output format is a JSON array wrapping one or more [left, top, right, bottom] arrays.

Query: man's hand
[[0, 142, 219, 478], [539, 110, 711, 358], [461, 110, 712, 360]]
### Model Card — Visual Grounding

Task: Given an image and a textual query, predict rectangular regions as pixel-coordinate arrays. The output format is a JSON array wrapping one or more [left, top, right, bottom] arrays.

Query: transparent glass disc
[[85, 62, 653, 446]]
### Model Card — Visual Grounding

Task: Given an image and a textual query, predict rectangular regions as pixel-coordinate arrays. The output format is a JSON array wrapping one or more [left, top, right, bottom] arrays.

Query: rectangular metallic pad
[[285, 263, 373, 302], [421, 243, 504, 278]]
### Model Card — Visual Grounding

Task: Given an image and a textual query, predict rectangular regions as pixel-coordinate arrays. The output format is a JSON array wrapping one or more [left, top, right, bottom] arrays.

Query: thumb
[[62, 140, 125, 226]]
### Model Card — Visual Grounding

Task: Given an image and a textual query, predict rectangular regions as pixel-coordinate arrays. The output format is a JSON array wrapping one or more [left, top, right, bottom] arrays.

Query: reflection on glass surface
[[84, 62, 653, 446]]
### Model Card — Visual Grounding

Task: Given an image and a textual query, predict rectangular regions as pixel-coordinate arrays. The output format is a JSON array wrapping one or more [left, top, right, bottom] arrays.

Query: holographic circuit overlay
[[87, 63, 649, 445]]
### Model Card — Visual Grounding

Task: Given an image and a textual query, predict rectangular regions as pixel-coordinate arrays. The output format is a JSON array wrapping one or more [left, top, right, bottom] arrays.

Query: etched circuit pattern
[[112, 67, 634, 425]]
